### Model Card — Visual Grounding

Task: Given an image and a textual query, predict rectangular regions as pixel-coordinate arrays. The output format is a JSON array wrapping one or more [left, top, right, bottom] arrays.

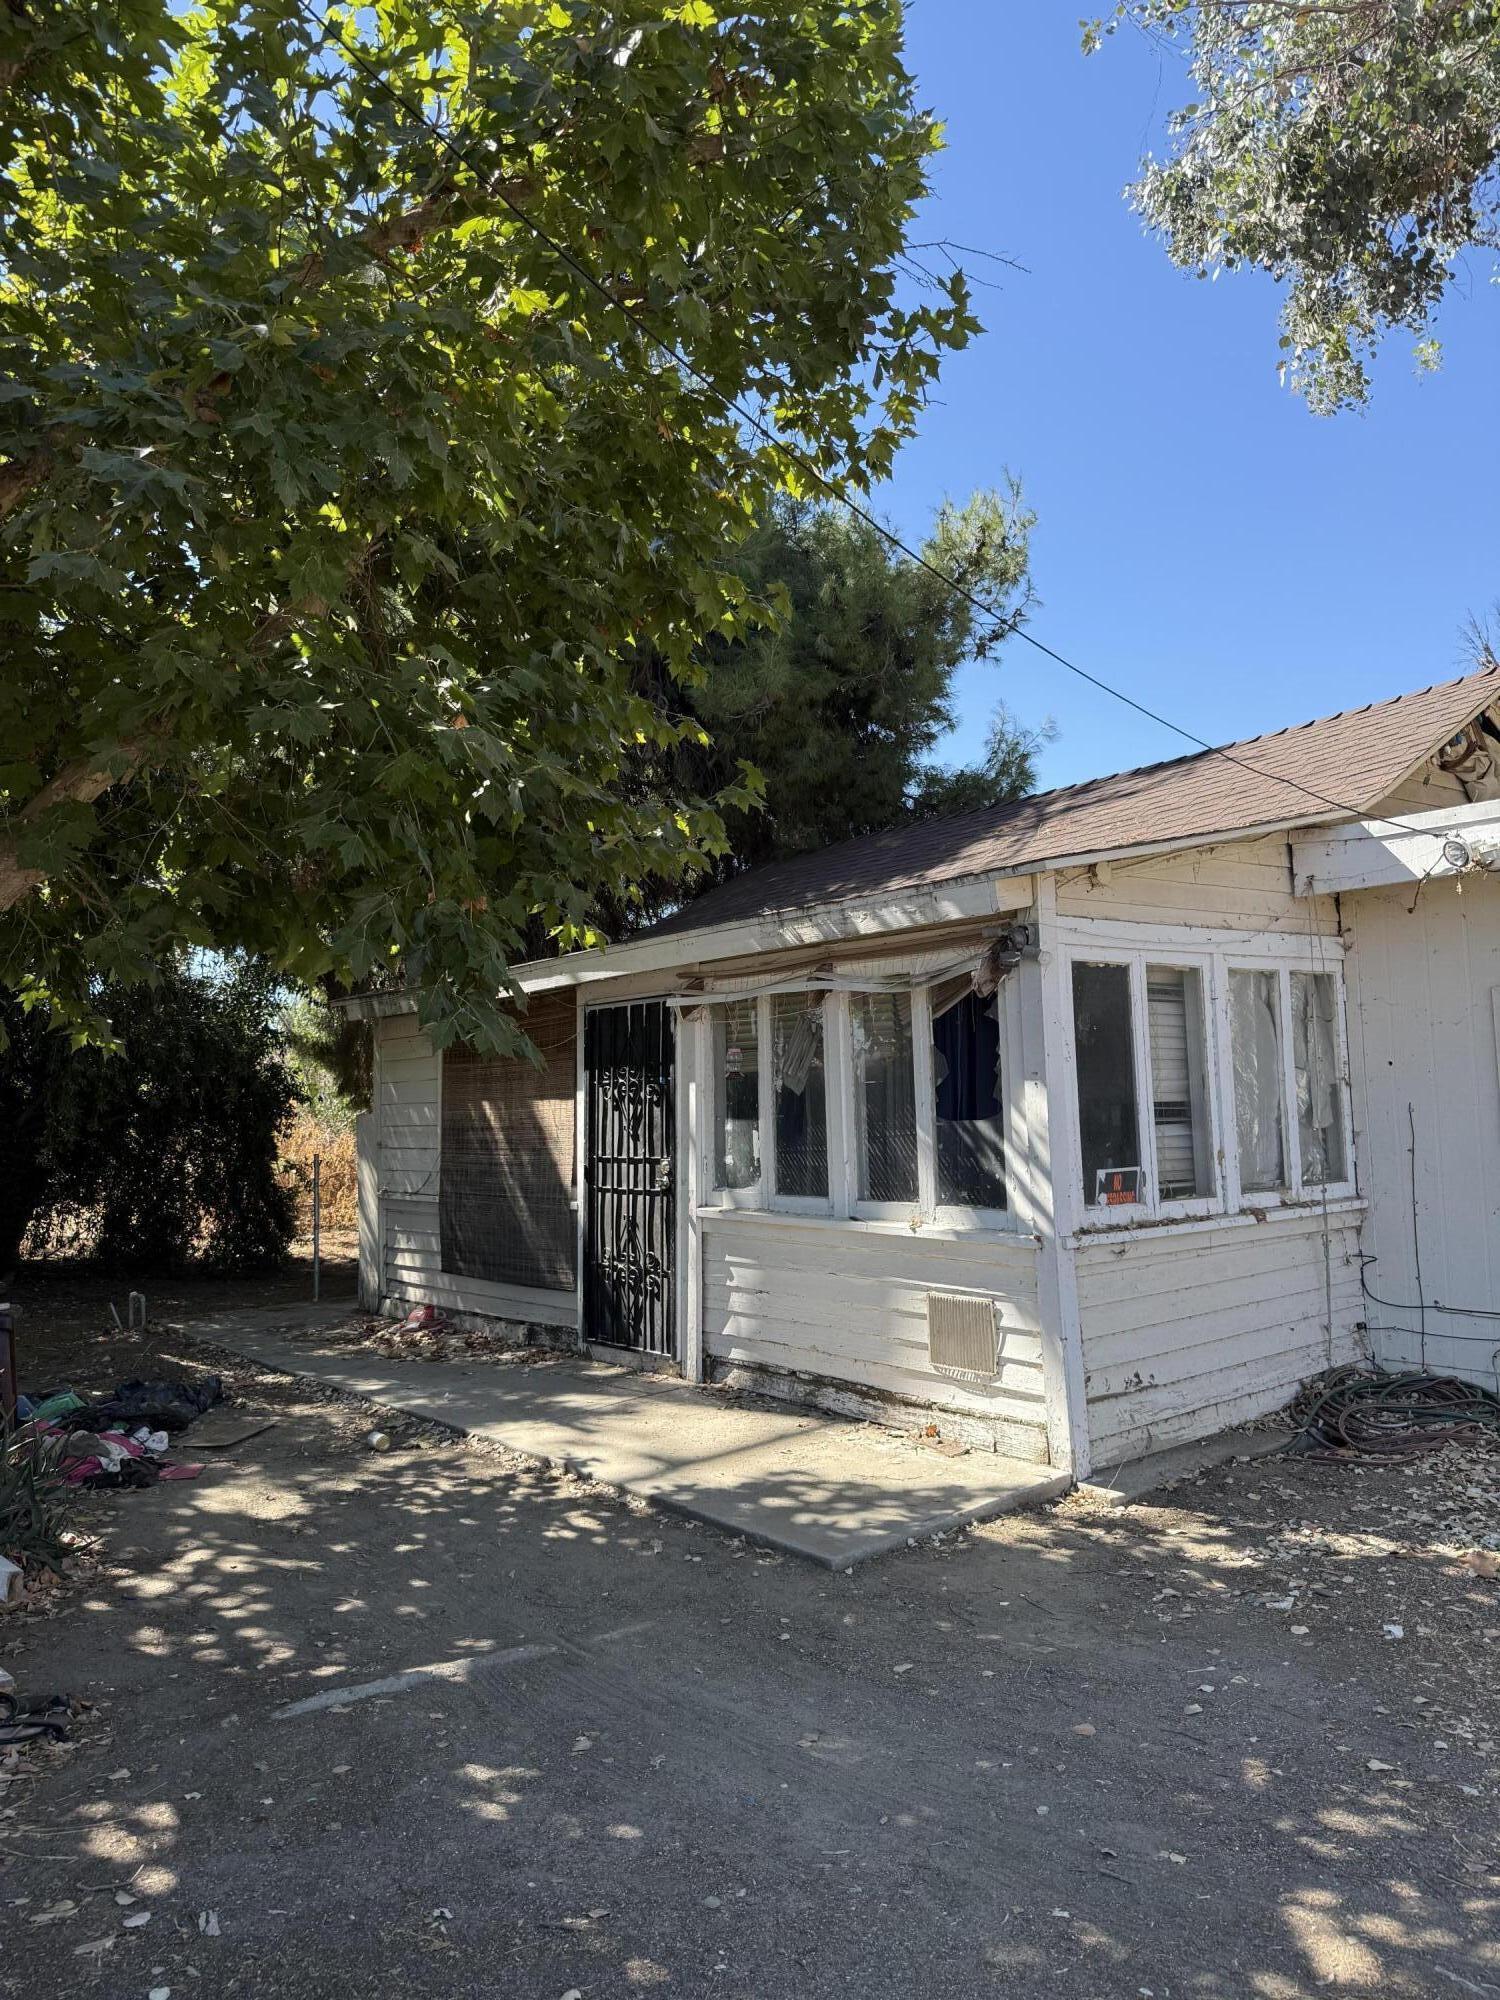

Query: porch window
[[1291, 971, 1347, 1186], [1146, 965, 1214, 1200], [930, 979, 1006, 1210], [1229, 968, 1287, 1193], [1072, 961, 1141, 1208], [851, 992, 919, 1204], [710, 997, 759, 1192], [771, 992, 829, 1200]]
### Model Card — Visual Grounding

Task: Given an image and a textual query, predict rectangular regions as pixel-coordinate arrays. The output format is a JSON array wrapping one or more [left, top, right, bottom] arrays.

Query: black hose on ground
[[1287, 1364, 1500, 1461]]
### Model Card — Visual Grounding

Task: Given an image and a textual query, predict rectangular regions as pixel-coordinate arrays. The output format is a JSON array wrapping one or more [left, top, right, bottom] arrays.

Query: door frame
[[577, 995, 680, 1361]]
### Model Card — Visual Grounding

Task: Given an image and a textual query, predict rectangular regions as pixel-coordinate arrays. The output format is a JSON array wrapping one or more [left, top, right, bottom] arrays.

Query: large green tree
[[1092, 3, 1500, 410], [0, 1, 978, 1051], [618, 488, 1044, 924]]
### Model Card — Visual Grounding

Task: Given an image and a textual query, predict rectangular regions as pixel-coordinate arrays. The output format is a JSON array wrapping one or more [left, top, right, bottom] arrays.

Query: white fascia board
[[339, 989, 421, 1022], [335, 872, 1037, 1019], [512, 871, 1039, 994], [1291, 797, 1500, 893]]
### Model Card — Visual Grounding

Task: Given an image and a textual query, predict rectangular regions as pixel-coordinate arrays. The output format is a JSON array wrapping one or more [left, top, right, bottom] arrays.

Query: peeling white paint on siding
[[1076, 1208, 1365, 1463], [1344, 872, 1500, 1385], [700, 1212, 1050, 1459]]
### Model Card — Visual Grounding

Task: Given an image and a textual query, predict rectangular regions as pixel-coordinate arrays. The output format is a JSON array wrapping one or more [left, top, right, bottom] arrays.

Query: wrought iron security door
[[583, 1001, 676, 1355]]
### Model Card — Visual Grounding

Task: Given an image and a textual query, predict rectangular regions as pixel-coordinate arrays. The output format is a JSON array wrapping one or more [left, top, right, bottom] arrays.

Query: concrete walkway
[[177, 1305, 1069, 1567]]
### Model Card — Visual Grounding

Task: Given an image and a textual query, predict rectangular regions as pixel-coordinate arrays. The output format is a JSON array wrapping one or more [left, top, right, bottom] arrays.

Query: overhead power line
[[308, 7, 1479, 845]]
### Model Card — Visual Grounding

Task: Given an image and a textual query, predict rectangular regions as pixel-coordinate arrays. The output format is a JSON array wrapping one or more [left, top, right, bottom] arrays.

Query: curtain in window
[[772, 993, 828, 1198], [931, 984, 1006, 1208], [1229, 969, 1285, 1193], [1291, 972, 1346, 1184]]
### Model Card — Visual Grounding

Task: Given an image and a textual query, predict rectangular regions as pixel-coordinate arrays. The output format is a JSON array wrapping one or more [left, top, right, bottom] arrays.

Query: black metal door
[[583, 1001, 676, 1355]]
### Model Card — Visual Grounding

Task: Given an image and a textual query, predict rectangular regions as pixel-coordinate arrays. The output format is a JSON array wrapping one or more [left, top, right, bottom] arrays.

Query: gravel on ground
[[2, 1266, 1498, 2000]]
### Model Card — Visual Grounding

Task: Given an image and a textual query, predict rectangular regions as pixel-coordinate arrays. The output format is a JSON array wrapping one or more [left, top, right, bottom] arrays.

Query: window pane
[[1230, 969, 1286, 1192], [772, 993, 828, 1199], [1072, 962, 1141, 1207], [711, 999, 759, 1191], [851, 992, 918, 1204], [931, 980, 1006, 1208], [1292, 971, 1346, 1185], [1146, 966, 1214, 1200]]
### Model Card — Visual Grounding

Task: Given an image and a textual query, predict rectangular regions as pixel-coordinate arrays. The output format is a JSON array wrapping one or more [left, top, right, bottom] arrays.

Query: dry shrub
[[279, 1114, 358, 1234]]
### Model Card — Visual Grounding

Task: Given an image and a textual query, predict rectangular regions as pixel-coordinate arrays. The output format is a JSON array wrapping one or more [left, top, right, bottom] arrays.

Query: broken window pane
[[851, 991, 918, 1204], [1230, 968, 1286, 1193], [931, 979, 1006, 1209], [772, 992, 828, 1200], [711, 999, 759, 1192], [1292, 971, 1347, 1185], [1072, 961, 1141, 1208], [1146, 965, 1214, 1200]]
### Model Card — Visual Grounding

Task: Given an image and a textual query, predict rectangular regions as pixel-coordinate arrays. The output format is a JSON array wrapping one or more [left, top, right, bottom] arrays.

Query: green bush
[[6, 957, 298, 1275]]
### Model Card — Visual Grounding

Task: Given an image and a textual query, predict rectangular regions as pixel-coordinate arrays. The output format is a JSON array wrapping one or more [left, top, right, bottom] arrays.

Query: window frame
[[700, 990, 836, 1216], [696, 974, 1027, 1234], [923, 979, 1022, 1230], [1064, 946, 1221, 1226], [1219, 960, 1356, 1210], [705, 996, 764, 1210], [845, 986, 924, 1223], [1060, 929, 1356, 1231]]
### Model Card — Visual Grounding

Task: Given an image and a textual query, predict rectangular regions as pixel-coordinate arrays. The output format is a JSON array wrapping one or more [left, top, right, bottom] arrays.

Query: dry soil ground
[[2, 1264, 1498, 2000]]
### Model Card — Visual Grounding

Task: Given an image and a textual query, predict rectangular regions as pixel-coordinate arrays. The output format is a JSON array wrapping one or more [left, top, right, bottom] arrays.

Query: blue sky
[[892, 5, 1500, 792]]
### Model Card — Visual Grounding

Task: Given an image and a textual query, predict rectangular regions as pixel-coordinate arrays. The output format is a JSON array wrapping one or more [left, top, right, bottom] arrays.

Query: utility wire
[[310, 8, 1483, 845]]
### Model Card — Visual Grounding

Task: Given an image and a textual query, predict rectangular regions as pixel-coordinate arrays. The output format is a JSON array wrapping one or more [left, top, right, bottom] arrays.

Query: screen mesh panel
[[439, 992, 577, 1293]]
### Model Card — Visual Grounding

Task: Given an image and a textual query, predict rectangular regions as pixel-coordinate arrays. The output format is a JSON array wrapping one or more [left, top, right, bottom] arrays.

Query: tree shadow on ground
[[2, 1341, 1497, 2000]]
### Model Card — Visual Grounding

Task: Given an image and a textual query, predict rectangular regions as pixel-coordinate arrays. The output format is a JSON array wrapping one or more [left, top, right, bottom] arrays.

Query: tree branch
[[0, 739, 153, 914]]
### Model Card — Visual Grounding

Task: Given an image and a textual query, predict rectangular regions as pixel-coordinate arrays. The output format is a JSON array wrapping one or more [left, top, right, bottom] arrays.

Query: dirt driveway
[[3, 1273, 1498, 1999]]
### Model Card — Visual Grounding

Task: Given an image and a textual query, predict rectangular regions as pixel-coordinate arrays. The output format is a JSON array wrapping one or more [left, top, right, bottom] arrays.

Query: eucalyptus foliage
[[0, 2, 976, 1050], [1092, 3, 1500, 410]]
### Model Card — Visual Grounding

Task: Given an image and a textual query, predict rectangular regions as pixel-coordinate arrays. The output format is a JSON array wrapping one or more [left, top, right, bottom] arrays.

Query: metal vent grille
[[926, 1292, 999, 1379]]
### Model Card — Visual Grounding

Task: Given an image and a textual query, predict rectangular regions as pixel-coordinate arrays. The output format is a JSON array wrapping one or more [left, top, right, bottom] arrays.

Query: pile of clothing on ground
[[16, 1375, 222, 1489]]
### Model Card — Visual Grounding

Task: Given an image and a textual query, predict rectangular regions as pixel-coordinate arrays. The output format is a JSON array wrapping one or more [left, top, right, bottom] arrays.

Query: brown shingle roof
[[648, 666, 1500, 939]]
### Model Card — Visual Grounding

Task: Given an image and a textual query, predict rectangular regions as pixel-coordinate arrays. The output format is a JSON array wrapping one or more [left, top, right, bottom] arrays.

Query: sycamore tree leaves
[[0, 1, 976, 1050], [1090, 2, 1500, 411]]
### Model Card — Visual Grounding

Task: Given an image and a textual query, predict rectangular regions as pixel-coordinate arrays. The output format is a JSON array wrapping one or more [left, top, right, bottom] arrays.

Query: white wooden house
[[349, 667, 1500, 1481]]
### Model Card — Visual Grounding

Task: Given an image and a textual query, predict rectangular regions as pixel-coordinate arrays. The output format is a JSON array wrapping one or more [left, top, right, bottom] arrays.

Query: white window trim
[[1221, 959, 1357, 1209], [845, 987, 923, 1224], [1064, 947, 1221, 1227], [699, 972, 1026, 1236], [700, 997, 765, 1211], [926, 976, 1021, 1230], [765, 991, 834, 1216], [1063, 936, 1356, 1233]]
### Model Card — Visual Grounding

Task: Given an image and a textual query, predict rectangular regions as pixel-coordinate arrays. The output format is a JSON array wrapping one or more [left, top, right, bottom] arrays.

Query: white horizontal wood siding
[[1077, 1207, 1364, 1463], [1055, 834, 1339, 935], [372, 1015, 579, 1332], [1343, 873, 1500, 1381], [700, 1214, 1050, 1459]]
